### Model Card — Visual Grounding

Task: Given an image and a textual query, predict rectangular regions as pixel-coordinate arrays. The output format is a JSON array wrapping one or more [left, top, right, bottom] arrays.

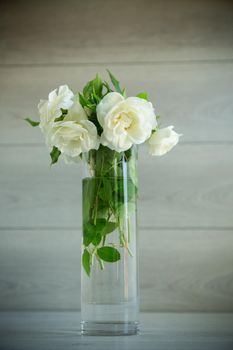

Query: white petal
[[48, 89, 58, 102], [64, 100, 87, 123], [49, 84, 74, 110], [97, 92, 124, 126], [148, 126, 181, 156]]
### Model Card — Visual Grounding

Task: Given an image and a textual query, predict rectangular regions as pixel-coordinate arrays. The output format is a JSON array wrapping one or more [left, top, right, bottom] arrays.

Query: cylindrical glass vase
[[81, 145, 139, 335]]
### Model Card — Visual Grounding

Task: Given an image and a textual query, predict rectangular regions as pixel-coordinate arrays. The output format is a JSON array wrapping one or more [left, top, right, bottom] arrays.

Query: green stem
[[118, 215, 133, 257], [106, 159, 122, 174], [127, 216, 131, 244], [96, 254, 104, 270], [102, 211, 112, 247], [93, 156, 104, 224]]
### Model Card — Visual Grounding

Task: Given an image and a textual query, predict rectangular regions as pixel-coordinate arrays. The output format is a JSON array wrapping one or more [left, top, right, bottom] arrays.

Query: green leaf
[[82, 178, 97, 223], [136, 92, 149, 101], [79, 93, 96, 111], [97, 246, 120, 262], [124, 148, 132, 160], [92, 91, 101, 104], [92, 232, 102, 246], [101, 222, 118, 236], [103, 81, 112, 94], [82, 249, 91, 276], [83, 74, 103, 100], [99, 178, 112, 202], [24, 118, 40, 127], [83, 222, 96, 246], [93, 73, 103, 96], [50, 146, 61, 165], [122, 88, 127, 98], [83, 218, 106, 246], [95, 218, 107, 231], [113, 178, 137, 204], [83, 212, 117, 247], [107, 70, 124, 95], [95, 203, 109, 219], [79, 93, 89, 108], [83, 81, 93, 99], [79, 93, 90, 107]]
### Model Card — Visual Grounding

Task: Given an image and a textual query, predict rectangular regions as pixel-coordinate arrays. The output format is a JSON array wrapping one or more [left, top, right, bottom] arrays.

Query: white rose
[[47, 101, 99, 159], [148, 126, 181, 156], [96, 92, 157, 152], [39, 85, 74, 132]]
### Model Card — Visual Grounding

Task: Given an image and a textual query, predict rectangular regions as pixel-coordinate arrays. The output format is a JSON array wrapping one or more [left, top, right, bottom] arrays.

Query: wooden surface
[[0, 228, 233, 312], [0, 312, 233, 350], [1, 0, 233, 64], [0, 0, 233, 312]]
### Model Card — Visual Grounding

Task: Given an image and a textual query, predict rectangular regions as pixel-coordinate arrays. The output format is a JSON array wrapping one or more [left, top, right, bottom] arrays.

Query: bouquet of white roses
[[26, 70, 180, 164], [26, 71, 181, 276]]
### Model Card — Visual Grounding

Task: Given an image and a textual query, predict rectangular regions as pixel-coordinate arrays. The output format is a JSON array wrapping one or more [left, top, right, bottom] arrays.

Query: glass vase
[[81, 145, 139, 335]]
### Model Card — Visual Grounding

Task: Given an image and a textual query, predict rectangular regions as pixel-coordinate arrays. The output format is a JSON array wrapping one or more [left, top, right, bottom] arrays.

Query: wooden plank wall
[[0, 0, 233, 311]]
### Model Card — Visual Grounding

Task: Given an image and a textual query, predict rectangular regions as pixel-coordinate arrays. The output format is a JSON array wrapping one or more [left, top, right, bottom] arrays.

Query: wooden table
[[0, 312, 233, 350]]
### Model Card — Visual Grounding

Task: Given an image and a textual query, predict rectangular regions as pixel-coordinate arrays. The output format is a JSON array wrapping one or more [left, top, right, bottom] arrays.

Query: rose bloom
[[97, 92, 156, 152], [38, 85, 74, 132], [148, 126, 181, 156], [46, 101, 99, 160]]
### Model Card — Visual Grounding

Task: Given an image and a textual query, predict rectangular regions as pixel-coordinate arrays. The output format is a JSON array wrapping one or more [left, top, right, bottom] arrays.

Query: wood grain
[[0, 229, 232, 312], [1, 312, 233, 350], [0, 145, 232, 229], [1, 63, 233, 144], [1, 0, 233, 64]]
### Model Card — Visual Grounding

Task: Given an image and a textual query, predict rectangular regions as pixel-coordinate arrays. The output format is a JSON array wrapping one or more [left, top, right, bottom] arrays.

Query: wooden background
[[0, 0, 233, 312]]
